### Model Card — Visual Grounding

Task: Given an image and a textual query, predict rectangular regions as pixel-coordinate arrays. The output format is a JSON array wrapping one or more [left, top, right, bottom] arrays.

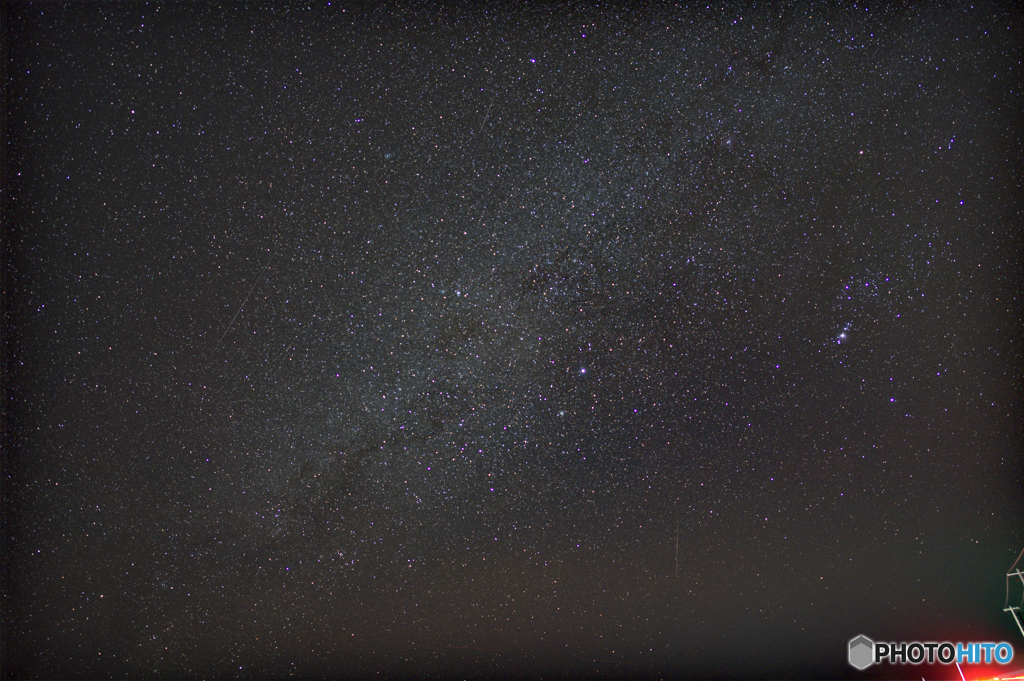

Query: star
[[9, 3, 1015, 678], [836, 322, 852, 344]]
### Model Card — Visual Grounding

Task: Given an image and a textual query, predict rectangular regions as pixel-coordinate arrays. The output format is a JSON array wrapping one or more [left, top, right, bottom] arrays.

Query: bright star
[[836, 322, 852, 344]]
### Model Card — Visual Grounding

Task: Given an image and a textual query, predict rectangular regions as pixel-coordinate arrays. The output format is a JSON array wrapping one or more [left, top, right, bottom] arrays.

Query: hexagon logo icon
[[848, 635, 874, 670]]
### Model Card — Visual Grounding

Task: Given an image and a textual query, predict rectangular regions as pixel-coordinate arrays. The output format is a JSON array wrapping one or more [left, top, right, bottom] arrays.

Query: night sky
[[4, 2, 1022, 679]]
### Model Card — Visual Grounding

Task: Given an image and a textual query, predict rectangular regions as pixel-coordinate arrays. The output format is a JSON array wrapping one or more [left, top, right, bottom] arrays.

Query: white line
[[214, 255, 274, 350]]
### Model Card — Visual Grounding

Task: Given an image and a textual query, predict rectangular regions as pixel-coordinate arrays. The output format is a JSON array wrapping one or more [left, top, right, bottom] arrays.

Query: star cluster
[[5, 2, 1021, 679]]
